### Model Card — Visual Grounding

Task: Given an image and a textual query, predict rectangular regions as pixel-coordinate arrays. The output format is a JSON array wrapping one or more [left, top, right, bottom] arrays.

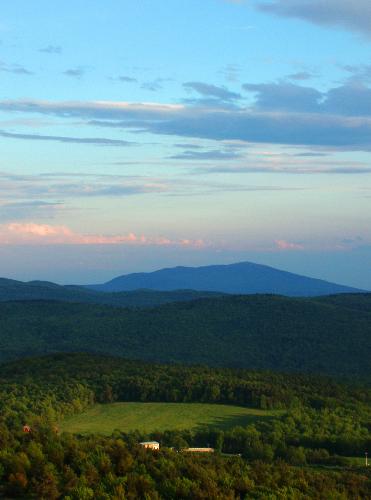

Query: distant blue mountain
[[87, 261, 365, 296]]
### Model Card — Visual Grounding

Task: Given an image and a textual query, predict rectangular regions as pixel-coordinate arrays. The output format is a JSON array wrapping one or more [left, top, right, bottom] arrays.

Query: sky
[[1, 0, 371, 287]]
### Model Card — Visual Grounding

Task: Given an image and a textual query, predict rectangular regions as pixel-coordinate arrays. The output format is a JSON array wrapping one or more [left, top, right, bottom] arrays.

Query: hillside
[[0, 277, 222, 307], [0, 294, 370, 378], [88, 261, 364, 296], [1, 353, 370, 498], [2, 352, 370, 420]]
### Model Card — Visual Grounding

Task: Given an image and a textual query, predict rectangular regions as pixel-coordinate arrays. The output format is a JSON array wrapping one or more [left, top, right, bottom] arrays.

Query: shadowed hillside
[[0, 294, 370, 378]]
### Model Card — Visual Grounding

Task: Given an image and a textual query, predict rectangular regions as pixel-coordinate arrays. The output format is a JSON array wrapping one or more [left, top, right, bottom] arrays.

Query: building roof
[[183, 447, 214, 452]]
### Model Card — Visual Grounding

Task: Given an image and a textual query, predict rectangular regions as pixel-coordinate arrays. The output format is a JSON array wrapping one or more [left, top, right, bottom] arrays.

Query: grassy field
[[61, 402, 280, 435]]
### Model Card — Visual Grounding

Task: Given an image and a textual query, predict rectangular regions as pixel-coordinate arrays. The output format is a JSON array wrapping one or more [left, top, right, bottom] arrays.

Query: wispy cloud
[[294, 152, 328, 157], [0, 172, 170, 200], [173, 143, 204, 149], [141, 78, 166, 91], [0, 129, 134, 147], [287, 71, 314, 81], [0, 222, 206, 247], [0, 172, 302, 216], [198, 164, 371, 175], [183, 81, 242, 104], [4, 92, 371, 152], [0, 61, 33, 75], [0, 100, 185, 119], [39, 45, 62, 54], [63, 67, 85, 78], [169, 149, 242, 160], [275, 239, 304, 250], [116, 75, 137, 83], [219, 64, 241, 82], [0, 200, 63, 222]]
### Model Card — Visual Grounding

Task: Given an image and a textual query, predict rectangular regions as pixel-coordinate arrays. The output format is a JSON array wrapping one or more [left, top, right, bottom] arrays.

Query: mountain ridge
[[0, 277, 223, 307], [87, 261, 365, 296]]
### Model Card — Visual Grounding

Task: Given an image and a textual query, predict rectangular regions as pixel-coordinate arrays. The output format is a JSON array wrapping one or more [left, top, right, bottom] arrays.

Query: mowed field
[[61, 402, 280, 435]]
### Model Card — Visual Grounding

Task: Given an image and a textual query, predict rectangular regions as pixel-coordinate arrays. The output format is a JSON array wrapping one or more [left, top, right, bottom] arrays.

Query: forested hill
[[88, 261, 364, 296], [1, 353, 370, 498], [2, 352, 370, 413], [1, 294, 370, 378], [0, 277, 223, 307]]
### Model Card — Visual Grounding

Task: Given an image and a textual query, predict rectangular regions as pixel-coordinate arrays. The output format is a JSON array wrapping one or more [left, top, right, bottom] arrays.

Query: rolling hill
[[87, 261, 364, 296], [0, 294, 370, 378], [0, 277, 222, 307]]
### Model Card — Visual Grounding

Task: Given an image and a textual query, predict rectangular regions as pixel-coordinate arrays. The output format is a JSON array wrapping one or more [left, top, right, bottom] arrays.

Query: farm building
[[140, 441, 160, 450]]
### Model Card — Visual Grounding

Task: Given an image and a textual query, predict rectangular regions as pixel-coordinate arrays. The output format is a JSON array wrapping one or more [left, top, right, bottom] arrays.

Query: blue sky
[[1, 0, 371, 287]]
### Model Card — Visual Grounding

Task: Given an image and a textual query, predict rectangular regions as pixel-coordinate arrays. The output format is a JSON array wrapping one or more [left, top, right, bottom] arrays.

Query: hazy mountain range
[[0, 261, 370, 377], [0, 262, 365, 307], [87, 261, 364, 296]]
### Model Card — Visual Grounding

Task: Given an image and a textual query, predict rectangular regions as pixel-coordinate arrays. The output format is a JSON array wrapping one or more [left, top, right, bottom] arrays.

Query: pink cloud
[[7, 223, 74, 238], [0, 222, 206, 248], [275, 239, 304, 250]]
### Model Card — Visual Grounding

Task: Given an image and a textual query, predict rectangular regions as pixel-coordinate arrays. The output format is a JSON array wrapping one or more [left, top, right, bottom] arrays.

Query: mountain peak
[[88, 261, 365, 296]]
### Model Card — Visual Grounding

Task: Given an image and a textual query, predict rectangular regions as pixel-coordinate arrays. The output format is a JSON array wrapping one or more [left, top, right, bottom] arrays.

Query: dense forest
[[1, 293, 370, 497], [0, 277, 222, 307], [0, 294, 370, 377], [0, 353, 370, 498]]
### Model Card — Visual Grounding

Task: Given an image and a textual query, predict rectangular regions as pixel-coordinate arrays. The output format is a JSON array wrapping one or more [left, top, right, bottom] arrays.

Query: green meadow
[[61, 402, 280, 435]]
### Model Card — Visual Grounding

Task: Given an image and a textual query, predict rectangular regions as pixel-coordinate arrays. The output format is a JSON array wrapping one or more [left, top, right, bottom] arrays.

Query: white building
[[140, 441, 160, 450]]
